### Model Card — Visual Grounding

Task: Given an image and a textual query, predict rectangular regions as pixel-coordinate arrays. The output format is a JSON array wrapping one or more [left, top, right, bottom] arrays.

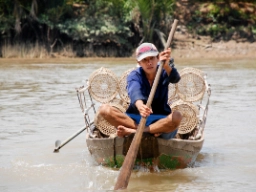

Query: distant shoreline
[[173, 40, 256, 59], [171, 31, 256, 59], [1, 40, 256, 61]]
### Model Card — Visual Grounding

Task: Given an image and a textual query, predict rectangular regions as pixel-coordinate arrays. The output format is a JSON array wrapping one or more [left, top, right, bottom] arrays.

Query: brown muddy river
[[0, 58, 256, 191]]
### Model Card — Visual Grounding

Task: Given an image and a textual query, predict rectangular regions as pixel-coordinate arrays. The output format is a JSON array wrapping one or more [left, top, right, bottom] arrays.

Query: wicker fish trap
[[168, 94, 180, 106], [94, 98, 125, 136], [177, 67, 205, 102], [118, 68, 135, 105], [88, 67, 118, 103], [171, 100, 199, 134], [109, 98, 126, 113], [94, 111, 116, 136], [168, 83, 177, 104]]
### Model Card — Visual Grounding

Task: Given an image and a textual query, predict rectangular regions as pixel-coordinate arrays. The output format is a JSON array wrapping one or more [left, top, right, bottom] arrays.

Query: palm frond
[[136, 0, 156, 42], [30, 0, 38, 19], [14, 0, 22, 33]]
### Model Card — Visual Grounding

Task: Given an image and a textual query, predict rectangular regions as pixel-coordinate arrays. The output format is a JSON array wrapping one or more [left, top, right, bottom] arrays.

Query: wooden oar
[[114, 19, 179, 190]]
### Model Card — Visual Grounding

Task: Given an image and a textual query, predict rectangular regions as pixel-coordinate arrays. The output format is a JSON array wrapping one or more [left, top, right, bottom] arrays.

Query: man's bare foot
[[117, 125, 136, 137], [154, 133, 162, 137]]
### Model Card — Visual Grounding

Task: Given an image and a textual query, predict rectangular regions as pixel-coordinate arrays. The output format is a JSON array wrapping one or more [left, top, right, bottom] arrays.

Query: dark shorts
[[126, 113, 177, 140]]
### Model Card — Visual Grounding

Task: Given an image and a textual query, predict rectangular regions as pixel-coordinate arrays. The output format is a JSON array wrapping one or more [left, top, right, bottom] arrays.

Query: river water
[[0, 58, 256, 191]]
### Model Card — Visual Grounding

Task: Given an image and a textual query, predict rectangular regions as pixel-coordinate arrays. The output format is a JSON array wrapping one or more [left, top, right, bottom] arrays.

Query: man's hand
[[159, 48, 171, 66], [159, 48, 172, 76], [135, 100, 153, 117]]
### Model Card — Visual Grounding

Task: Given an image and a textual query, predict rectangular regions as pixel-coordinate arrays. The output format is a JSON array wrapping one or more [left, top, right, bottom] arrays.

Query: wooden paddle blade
[[53, 140, 61, 153], [114, 118, 146, 190]]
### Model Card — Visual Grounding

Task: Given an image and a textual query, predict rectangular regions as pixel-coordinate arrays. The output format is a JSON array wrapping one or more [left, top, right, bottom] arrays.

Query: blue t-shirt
[[126, 64, 180, 115]]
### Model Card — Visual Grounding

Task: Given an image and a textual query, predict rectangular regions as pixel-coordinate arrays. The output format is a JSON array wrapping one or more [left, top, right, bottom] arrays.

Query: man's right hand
[[135, 100, 153, 117]]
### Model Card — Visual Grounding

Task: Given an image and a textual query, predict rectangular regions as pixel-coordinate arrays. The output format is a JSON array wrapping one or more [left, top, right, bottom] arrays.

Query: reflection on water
[[0, 58, 256, 191]]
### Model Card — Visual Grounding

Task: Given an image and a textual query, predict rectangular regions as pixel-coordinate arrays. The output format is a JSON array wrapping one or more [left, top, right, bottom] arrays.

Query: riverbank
[[1, 38, 256, 60], [173, 41, 256, 59], [172, 31, 256, 59], [1, 1, 255, 60]]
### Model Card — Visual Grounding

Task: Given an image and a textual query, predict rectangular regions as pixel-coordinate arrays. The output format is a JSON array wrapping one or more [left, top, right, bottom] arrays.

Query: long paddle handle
[[53, 122, 93, 153], [114, 19, 179, 190], [53, 125, 87, 153]]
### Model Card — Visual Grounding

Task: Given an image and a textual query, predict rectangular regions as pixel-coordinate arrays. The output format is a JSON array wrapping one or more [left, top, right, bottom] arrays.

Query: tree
[[133, 0, 175, 46]]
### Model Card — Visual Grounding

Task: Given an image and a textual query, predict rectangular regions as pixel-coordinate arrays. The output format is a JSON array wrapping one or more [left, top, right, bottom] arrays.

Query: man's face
[[138, 56, 158, 75]]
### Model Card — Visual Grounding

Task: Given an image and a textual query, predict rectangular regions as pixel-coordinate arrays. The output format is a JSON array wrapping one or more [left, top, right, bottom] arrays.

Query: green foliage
[[190, 2, 256, 40], [0, 15, 14, 35], [0, 0, 13, 15], [252, 26, 256, 35], [46, 5, 71, 23], [37, 0, 73, 24], [49, 0, 135, 51], [207, 4, 220, 16], [1, 0, 256, 56], [0, 1, 16, 35], [136, 0, 155, 41], [81, 0, 134, 22], [56, 15, 133, 46], [134, 0, 175, 42]]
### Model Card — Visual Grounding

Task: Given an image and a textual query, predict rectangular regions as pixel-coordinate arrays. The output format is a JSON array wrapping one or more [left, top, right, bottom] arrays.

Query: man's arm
[[127, 71, 147, 105]]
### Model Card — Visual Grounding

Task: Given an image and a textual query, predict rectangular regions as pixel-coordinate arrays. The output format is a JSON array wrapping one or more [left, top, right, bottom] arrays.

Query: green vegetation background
[[0, 0, 255, 58]]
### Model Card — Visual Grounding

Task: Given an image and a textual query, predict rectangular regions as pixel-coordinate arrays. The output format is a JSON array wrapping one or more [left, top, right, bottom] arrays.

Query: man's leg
[[98, 104, 139, 137], [116, 111, 181, 138], [98, 103, 137, 126], [98, 104, 182, 137], [145, 111, 182, 134]]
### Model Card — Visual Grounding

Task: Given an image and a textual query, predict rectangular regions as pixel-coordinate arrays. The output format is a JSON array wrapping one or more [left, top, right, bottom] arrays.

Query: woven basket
[[177, 67, 205, 102], [168, 94, 180, 106], [171, 100, 199, 134], [88, 67, 118, 103], [94, 98, 125, 136], [118, 68, 135, 106], [109, 98, 126, 113], [168, 83, 177, 104]]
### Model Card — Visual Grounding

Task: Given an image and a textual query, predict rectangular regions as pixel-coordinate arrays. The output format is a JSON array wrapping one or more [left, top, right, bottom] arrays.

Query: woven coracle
[[88, 67, 118, 103], [171, 100, 199, 134], [177, 67, 205, 102], [118, 68, 135, 106], [94, 98, 125, 136]]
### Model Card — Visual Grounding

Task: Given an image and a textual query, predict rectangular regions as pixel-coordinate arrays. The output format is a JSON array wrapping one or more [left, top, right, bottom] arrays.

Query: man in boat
[[98, 42, 182, 139]]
